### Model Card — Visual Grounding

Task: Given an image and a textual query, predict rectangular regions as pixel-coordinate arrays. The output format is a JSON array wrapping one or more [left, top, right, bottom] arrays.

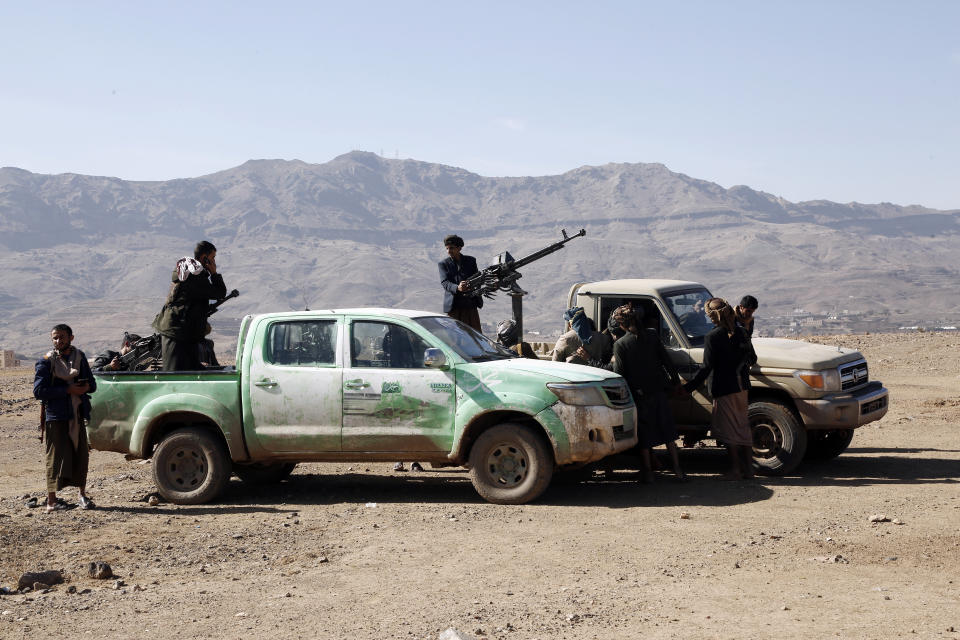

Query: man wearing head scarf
[[496, 319, 538, 359], [610, 305, 686, 482], [438, 234, 483, 333], [552, 307, 610, 366], [154, 240, 227, 371], [683, 297, 758, 480], [34, 324, 97, 512]]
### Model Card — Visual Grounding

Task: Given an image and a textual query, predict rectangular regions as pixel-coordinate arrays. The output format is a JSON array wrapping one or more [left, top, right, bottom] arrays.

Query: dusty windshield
[[663, 287, 714, 347], [415, 316, 515, 362]]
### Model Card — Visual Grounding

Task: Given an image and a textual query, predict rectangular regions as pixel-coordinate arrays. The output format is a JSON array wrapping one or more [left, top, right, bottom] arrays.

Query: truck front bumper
[[795, 381, 890, 430], [544, 402, 638, 464]]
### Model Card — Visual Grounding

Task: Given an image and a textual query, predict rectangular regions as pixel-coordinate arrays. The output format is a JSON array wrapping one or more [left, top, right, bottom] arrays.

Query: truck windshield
[[663, 287, 714, 347], [414, 316, 515, 362]]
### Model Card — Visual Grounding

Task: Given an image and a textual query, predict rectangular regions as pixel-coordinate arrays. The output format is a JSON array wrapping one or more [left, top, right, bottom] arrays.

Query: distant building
[[0, 349, 20, 368]]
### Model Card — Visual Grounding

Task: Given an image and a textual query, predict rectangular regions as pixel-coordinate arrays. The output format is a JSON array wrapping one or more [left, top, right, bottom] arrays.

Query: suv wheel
[[468, 423, 553, 504], [748, 401, 807, 475]]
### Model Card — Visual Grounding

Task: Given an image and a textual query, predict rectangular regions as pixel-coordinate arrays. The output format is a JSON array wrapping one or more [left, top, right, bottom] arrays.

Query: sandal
[[78, 495, 96, 510], [45, 502, 68, 513]]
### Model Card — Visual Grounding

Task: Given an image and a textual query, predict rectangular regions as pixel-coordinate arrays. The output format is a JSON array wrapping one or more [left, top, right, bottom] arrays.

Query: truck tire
[[152, 428, 231, 505], [468, 423, 554, 505], [748, 401, 807, 475], [234, 462, 297, 484], [804, 429, 854, 461]]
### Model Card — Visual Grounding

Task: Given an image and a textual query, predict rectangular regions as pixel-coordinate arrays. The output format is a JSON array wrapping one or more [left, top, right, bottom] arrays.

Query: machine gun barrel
[[506, 228, 585, 272], [461, 229, 586, 299]]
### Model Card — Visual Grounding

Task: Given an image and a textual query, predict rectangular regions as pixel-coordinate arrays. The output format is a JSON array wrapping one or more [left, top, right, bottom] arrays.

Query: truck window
[[598, 296, 677, 348], [351, 321, 431, 369], [662, 288, 714, 347], [266, 320, 337, 366]]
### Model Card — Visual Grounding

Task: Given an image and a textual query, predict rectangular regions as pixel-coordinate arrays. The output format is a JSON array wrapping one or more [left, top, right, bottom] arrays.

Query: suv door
[[246, 317, 342, 453], [341, 319, 456, 453]]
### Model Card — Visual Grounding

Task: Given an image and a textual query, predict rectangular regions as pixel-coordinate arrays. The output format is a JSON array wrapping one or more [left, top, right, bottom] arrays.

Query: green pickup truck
[[89, 309, 637, 505]]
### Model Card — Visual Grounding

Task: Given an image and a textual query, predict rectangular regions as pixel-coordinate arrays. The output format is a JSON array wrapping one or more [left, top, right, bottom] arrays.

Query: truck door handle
[[254, 378, 278, 388], [344, 379, 370, 389]]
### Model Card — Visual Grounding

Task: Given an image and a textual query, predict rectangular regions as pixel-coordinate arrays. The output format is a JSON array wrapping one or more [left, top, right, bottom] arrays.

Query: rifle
[[461, 228, 586, 299], [117, 289, 241, 371], [207, 289, 239, 316]]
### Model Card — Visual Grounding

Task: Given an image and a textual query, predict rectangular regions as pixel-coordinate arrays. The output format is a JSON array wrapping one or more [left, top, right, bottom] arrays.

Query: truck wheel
[[468, 423, 554, 505], [234, 462, 297, 484], [152, 428, 231, 504], [748, 401, 807, 475], [805, 429, 854, 461]]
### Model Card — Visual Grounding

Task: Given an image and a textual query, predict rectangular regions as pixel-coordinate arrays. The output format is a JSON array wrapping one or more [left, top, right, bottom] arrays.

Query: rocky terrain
[[1, 332, 958, 639], [1, 152, 959, 357]]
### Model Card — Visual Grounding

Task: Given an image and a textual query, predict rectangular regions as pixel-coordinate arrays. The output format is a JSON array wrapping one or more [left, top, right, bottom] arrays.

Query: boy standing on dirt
[[33, 324, 97, 512]]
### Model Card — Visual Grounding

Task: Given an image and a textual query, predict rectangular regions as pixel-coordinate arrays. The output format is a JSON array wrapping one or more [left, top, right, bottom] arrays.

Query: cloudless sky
[[1, 1, 958, 208]]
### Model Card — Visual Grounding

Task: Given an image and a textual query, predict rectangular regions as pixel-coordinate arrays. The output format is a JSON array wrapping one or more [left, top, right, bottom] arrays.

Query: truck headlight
[[794, 369, 841, 391], [546, 382, 607, 406]]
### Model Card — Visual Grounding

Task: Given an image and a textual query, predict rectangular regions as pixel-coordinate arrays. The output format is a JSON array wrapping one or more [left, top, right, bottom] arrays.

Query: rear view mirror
[[424, 348, 447, 369]]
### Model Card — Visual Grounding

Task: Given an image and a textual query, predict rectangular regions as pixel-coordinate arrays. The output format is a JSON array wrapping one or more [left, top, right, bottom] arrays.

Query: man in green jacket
[[154, 241, 227, 371]]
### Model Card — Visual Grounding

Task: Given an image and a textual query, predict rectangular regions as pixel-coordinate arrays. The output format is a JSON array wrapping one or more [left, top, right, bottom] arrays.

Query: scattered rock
[[67, 585, 77, 594], [17, 570, 63, 590], [88, 562, 113, 579], [133, 584, 145, 592], [892, 518, 904, 525], [813, 554, 849, 564], [147, 495, 160, 507], [112, 579, 125, 590], [32, 582, 49, 591], [439, 629, 478, 640], [869, 514, 890, 523], [317, 555, 329, 563], [680, 512, 690, 519]]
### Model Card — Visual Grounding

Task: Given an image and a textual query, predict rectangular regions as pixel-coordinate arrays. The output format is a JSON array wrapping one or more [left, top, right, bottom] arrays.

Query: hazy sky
[[1, 1, 957, 208]]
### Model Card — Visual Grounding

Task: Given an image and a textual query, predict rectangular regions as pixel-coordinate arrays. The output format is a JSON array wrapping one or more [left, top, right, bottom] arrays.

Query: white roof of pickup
[[575, 279, 707, 295], [254, 308, 444, 320]]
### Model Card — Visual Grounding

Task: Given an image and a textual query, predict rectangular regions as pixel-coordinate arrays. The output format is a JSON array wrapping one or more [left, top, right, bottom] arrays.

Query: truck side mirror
[[424, 348, 447, 369]]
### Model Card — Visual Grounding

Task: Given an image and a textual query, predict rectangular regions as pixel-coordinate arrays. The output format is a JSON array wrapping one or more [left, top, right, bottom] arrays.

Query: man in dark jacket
[[34, 324, 97, 512], [611, 305, 686, 483], [154, 241, 227, 371], [439, 234, 483, 333], [92, 332, 141, 372], [735, 295, 759, 337]]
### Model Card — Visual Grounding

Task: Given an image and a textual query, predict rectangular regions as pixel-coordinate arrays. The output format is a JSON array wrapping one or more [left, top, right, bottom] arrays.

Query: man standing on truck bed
[[154, 241, 227, 371], [439, 234, 483, 333]]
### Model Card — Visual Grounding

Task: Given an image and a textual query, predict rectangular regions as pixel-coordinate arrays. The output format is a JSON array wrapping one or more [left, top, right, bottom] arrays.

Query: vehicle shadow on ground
[[96, 504, 297, 517], [770, 453, 960, 487], [214, 453, 775, 509]]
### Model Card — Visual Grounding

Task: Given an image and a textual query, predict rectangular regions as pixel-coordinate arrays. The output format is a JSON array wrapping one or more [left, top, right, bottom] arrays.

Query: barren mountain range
[[1, 150, 958, 358]]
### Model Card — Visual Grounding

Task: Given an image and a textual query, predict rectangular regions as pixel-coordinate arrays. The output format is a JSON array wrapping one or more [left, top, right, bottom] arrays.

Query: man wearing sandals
[[33, 324, 97, 512]]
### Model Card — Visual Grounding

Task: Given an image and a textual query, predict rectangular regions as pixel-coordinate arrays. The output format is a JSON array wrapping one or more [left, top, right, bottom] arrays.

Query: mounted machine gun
[[461, 229, 586, 338]]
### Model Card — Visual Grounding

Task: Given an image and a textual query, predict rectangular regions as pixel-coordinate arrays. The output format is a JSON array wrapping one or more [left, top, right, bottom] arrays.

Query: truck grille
[[602, 381, 633, 407], [840, 360, 869, 391]]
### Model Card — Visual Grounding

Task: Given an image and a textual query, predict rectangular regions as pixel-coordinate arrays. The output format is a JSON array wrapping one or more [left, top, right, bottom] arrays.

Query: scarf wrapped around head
[[705, 297, 737, 334], [497, 319, 519, 347], [563, 307, 593, 345], [176, 257, 205, 282]]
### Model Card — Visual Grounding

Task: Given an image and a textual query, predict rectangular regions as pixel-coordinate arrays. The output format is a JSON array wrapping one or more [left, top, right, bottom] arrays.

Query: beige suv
[[565, 279, 889, 474]]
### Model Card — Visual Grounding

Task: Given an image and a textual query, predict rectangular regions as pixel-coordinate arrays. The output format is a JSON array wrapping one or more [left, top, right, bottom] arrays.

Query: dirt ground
[[1, 333, 958, 639]]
